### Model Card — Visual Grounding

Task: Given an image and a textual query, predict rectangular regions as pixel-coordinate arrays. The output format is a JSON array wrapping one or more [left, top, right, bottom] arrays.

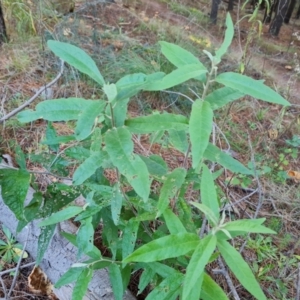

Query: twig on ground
[[214, 257, 240, 300], [0, 275, 7, 299], [0, 262, 36, 277], [0, 60, 64, 123]]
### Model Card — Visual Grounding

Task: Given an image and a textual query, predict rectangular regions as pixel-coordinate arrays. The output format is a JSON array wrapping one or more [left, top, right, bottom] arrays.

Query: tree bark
[[210, 0, 221, 24], [0, 2, 7, 44], [296, 2, 300, 18], [227, 0, 234, 11], [269, 0, 290, 36], [284, 0, 296, 23]]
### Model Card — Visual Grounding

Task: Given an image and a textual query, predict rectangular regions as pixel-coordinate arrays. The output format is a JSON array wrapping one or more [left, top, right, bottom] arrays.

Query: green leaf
[[123, 233, 199, 263], [15, 145, 27, 169], [139, 155, 168, 177], [55, 267, 85, 288], [17, 98, 98, 123], [36, 225, 56, 265], [204, 143, 252, 175], [42, 135, 76, 146], [163, 208, 186, 234], [77, 216, 94, 257], [39, 206, 83, 227], [190, 202, 219, 226], [122, 219, 139, 260], [201, 165, 220, 223], [201, 273, 229, 300], [215, 13, 234, 62], [144, 64, 207, 91], [189, 100, 213, 169], [111, 184, 123, 225], [72, 268, 93, 300], [223, 218, 276, 234], [103, 83, 117, 102], [204, 87, 244, 110], [0, 169, 30, 220], [90, 128, 102, 153], [217, 239, 266, 300], [105, 127, 150, 201], [157, 168, 187, 216], [61, 232, 101, 259], [138, 267, 155, 295], [108, 264, 123, 300], [48, 40, 105, 86], [215, 72, 290, 106], [159, 41, 207, 81], [73, 151, 105, 185], [146, 272, 183, 300], [183, 235, 217, 300], [168, 129, 189, 154], [126, 113, 189, 134], [75, 100, 106, 140], [115, 73, 147, 101], [146, 262, 178, 278], [107, 98, 130, 128]]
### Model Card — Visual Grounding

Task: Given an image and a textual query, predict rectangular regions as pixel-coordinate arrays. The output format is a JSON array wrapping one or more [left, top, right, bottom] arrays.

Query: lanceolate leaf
[[36, 224, 56, 265], [75, 100, 106, 140], [48, 40, 105, 86], [55, 267, 85, 288], [108, 264, 123, 300], [217, 239, 267, 300], [157, 168, 187, 216], [191, 202, 219, 226], [204, 87, 244, 110], [216, 72, 290, 106], [39, 206, 83, 227], [17, 98, 98, 123], [123, 233, 199, 263], [105, 127, 150, 201], [223, 219, 276, 234], [72, 268, 93, 300], [111, 184, 123, 225], [115, 73, 147, 101], [146, 272, 183, 300], [138, 267, 155, 295], [139, 155, 168, 177], [0, 169, 30, 220], [73, 151, 105, 185], [215, 13, 234, 62], [77, 216, 94, 257], [204, 143, 252, 175], [144, 64, 207, 91], [122, 219, 140, 260], [182, 235, 217, 300], [159, 41, 207, 81], [168, 129, 189, 154], [201, 165, 220, 223], [163, 208, 187, 234], [125, 113, 189, 134], [189, 100, 213, 169], [201, 273, 229, 300]]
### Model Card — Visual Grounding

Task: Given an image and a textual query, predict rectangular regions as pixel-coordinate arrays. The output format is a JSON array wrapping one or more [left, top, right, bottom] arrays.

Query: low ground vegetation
[[0, 0, 300, 299]]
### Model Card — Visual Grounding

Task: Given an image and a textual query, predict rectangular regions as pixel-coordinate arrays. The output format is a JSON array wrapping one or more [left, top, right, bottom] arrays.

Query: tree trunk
[[296, 2, 300, 18], [210, 0, 221, 24], [264, 0, 277, 23], [269, 0, 290, 36], [284, 0, 296, 23], [0, 2, 7, 44], [227, 0, 234, 11]]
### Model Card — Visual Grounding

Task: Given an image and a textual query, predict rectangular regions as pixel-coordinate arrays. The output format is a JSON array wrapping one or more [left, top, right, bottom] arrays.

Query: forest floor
[[0, 0, 300, 299]]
